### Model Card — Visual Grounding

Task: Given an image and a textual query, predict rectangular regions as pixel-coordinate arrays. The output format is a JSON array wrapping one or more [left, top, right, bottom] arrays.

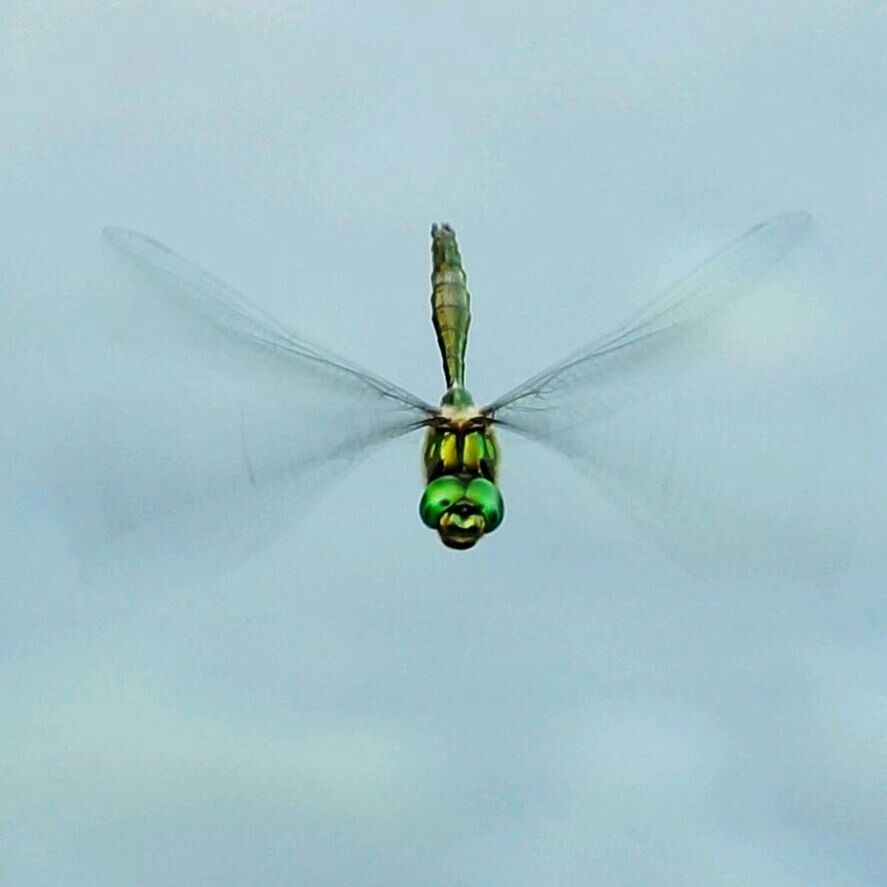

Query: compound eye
[[465, 478, 505, 533], [419, 476, 468, 529]]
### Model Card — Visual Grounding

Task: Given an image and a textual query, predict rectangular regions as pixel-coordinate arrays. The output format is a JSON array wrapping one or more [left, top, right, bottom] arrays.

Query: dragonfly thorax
[[423, 391, 498, 485]]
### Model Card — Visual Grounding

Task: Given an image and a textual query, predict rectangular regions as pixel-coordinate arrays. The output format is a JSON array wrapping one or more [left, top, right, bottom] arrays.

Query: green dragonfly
[[100, 212, 843, 575]]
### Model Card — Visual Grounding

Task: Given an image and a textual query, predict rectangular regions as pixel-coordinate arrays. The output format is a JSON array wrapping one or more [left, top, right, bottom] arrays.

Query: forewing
[[486, 213, 811, 419], [486, 214, 856, 581], [103, 226, 433, 415]]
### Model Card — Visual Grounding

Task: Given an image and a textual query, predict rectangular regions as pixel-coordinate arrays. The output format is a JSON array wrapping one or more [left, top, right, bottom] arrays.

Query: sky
[[1, 2, 885, 885]]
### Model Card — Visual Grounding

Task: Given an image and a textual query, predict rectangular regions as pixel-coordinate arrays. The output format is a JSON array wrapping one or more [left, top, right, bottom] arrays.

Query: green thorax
[[422, 393, 499, 484], [430, 222, 471, 390]]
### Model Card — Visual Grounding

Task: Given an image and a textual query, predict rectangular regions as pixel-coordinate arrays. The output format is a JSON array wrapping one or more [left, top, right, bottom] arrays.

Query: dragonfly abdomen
[[430, 223, 471, 389]]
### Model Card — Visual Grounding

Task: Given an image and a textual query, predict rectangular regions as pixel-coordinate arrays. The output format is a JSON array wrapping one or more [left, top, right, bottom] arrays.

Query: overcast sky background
[[2, 2, 886, 885]]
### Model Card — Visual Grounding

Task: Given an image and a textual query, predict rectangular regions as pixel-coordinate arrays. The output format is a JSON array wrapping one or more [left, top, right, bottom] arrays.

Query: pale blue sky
[[1, 2, 885, 885]]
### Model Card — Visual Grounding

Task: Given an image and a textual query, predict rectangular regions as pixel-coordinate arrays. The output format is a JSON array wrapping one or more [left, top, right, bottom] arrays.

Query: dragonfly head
[[419, 475, 504, 550]]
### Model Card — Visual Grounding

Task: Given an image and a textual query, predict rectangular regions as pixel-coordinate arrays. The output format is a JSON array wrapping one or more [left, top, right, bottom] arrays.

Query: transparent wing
[[103, 226, 434, 416], [58, 228, 434, 583], [485, 213, 857, 581]]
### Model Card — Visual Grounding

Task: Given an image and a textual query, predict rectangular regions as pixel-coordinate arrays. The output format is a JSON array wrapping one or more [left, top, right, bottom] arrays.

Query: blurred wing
[[486, 213, 855, 581], [59, 228, 434, 583]]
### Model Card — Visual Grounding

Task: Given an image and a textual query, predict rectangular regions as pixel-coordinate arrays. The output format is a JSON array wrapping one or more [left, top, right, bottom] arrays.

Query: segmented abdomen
[[430, 223, 471, 390]]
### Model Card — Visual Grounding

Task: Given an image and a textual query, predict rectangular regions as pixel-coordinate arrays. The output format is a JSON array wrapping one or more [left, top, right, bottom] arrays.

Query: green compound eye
[[464, 478, 505, 533], [419, 476, 468, 529]]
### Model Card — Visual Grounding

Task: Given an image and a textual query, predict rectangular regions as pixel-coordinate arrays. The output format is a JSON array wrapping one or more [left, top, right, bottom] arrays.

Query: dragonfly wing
[[486, 213, 812, 419], [102, 226, 433, 415], [59, 228, 434, 581], [485, 213, 856, 581]]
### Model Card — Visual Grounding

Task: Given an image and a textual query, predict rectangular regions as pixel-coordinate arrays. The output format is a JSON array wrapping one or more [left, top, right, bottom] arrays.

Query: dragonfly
[[97, 212, 847, 577]]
